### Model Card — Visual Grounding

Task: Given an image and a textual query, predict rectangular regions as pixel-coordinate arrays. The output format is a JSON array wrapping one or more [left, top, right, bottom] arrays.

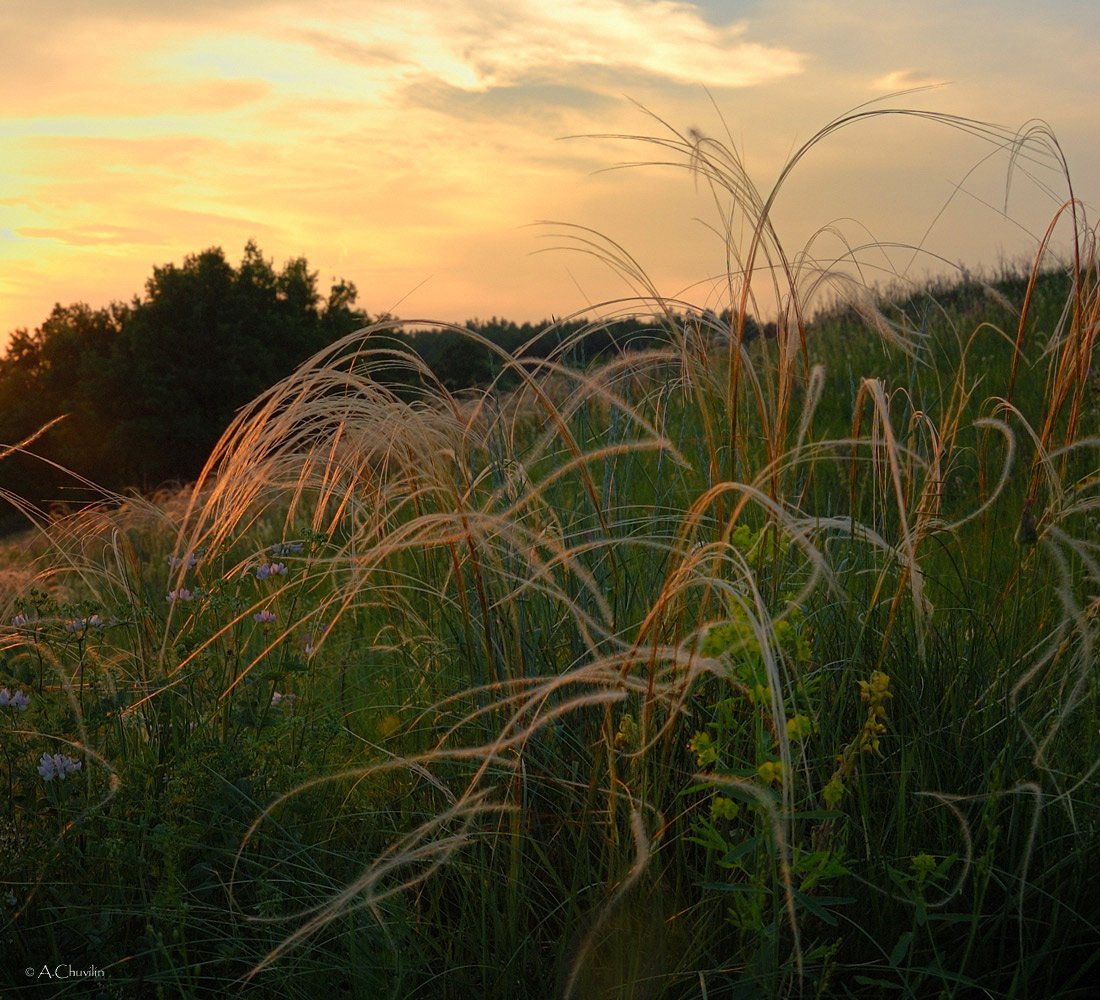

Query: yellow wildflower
[[756, 759, 785, 785], [377, 714, 401, 739]]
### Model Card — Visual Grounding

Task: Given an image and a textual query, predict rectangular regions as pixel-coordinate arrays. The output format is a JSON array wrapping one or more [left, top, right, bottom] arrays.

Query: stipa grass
[[2, 103, 1100, 998]]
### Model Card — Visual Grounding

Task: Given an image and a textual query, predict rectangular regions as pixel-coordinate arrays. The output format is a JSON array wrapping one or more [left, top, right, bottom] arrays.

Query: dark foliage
[[0, 243, 739, 529], [0, 243, 367, 525]]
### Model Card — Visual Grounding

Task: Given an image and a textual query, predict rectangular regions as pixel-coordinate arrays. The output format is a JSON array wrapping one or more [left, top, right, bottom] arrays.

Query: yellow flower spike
[[786, 714, 814, 740], [377, 714, 401, 739], [822, 776, 845, 809], [711, 796, 739, 821], [859, 671, 892, 705], [689, 731, 717, 767], [756, 760, 785, 785], [910, 853, 937, 882], [614, 713, 638, 750]]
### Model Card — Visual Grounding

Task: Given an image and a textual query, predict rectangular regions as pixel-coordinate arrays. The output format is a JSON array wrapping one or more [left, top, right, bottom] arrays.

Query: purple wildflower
[[166, 588, 194, 603], [0, 688, 30, 711], [38, 751, 82, 781], [64, 615, 103, 634], [302, 622, 330, 657], [253, 609, 277, 624]]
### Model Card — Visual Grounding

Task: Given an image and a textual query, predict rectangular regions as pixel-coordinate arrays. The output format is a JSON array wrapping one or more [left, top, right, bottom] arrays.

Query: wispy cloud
[[872, 69, 950, 93], [17, 224, 164, 247], [290, 0, 804, 93]]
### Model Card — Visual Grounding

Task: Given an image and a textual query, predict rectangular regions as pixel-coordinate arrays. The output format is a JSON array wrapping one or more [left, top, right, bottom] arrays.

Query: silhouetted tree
[[0, 243, 368, 517]]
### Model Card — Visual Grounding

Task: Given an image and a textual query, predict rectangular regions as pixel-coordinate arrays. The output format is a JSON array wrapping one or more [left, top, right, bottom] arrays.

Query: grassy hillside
[[1, 110, 1098, 998]]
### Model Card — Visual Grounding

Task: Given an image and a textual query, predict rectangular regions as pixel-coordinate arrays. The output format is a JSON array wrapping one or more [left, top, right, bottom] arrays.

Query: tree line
[[0, 243, 374, 527], [0, 242, 685, 529]]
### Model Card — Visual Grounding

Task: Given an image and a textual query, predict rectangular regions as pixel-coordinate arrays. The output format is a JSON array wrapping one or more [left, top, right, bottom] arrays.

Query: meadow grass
[[2, 106, 1099, 998]]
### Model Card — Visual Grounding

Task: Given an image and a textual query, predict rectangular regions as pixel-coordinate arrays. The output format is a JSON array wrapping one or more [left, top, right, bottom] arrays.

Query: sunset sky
[[2, 0, 1098, 344]]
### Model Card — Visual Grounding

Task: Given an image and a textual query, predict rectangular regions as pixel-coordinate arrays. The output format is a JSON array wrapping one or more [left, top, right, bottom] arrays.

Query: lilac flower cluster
[[269, 542, 304, 558], [255, 562, 288, 581], [254, 609, 277, 624], [10, 613, 44, 641], [166, 588, 194, 603], [64, 615, 103, 633], [37, 752, 82, 781], [302, 622, 330, 657], [0, 687, 30, 711], [167, 552, 199, 570]]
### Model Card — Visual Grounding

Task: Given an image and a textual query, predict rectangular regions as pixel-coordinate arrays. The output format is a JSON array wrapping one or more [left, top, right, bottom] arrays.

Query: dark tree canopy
[[0, 243, 368, 523]]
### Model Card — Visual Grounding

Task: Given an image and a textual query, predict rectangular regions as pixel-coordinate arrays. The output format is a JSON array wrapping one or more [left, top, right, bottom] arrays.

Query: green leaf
[[789, 888, 854, 926], [699, 880, 765, 895], [686, 823, 729, 853], [784, 809, 844, 821], [908, 964, 979, 987], [888, 930, 913, 967], [719, 837, 760, 867], [853, 976, 901, 990], [681, 781, 716, 796]]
